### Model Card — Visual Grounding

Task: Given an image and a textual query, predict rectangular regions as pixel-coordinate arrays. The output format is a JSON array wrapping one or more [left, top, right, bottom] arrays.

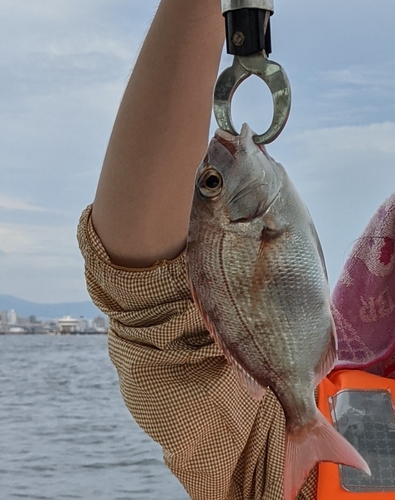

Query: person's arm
[[92, 0, 224, 268]]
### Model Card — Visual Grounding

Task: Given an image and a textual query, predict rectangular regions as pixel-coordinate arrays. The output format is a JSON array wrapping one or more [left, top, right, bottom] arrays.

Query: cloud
[[300, 62, 395, 126], [0, 222, 77, 257], [1, 0, 394, 303], [0, 195, 53, 213], [317, 63, 395, 119], [0, 0, 76, 22], [0, 221, 88, 303], [0, 0, 144, 62], [278, 122, 395, 211], [0, 1, 143, 222], [289, 122, 395, 162], [44, 36, 133, 61], [321, 62, 395, 90], [267, 122, 395, 288]]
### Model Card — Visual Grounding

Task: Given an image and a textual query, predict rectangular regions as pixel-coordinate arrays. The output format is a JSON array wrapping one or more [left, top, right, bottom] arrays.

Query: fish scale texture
[[187, 190, 330, 427], [77, 205, 317, 500]]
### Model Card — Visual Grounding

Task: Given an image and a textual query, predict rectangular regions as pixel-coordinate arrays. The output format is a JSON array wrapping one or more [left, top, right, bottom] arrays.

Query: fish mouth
[[215, 125, 271, 160], [214, 129, 239, 157], [215, 129, 238, 142], [215, 124, 254, 141]]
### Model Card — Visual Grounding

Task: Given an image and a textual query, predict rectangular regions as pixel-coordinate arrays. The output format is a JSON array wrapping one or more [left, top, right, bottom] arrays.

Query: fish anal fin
[[284, 411, 371, 500], [314, 318, 338, 387]]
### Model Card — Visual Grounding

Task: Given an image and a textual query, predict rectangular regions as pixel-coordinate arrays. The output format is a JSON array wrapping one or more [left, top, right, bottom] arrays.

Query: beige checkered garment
[[77, 205, 318, 500]]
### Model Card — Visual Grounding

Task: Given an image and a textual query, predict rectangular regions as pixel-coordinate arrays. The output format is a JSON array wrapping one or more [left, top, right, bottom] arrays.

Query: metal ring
[[213, 53, 291, 144]]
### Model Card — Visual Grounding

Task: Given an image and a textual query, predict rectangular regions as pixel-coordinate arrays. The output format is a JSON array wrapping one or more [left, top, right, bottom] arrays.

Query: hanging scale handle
[[214, 0, 291, 145]]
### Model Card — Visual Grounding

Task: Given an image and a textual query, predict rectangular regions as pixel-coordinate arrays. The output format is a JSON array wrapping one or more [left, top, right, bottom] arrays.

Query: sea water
[[0, 335, 188, 500]]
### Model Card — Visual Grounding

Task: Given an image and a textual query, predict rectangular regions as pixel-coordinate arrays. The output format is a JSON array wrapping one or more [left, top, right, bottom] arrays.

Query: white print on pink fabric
[[339, 268, 354, 288], [359, 288, 395, 324], [332, 306, 375, 365], [332, 192, 395, 374], [352, 198, 395, 278]]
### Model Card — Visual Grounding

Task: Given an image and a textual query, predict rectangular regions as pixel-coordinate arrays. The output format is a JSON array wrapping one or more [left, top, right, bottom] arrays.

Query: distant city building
[[0, 306, 107, 334], [93, 315, 107, 332], [0, 310, 7, 327], [57, 316, 89, 334], [8, 309, 17, 325], [9, 326, 26, 334]]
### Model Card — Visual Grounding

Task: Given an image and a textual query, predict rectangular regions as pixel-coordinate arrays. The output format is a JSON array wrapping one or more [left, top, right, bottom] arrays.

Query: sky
[[1, 0, 395, 304]]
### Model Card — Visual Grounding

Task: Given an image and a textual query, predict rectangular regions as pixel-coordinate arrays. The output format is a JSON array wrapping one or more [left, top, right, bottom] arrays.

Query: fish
[[185, 124, 370, 500]]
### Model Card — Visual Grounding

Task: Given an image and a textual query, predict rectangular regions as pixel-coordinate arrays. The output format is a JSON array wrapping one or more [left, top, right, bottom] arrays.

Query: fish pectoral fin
[[188, 269, 266, 402], [206, 319, 266, 402], [229, 356, 267, 401], [314, 318, 338, 386]]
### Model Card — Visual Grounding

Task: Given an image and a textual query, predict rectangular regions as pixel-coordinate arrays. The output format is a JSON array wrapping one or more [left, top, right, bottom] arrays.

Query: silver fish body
[[186, 124, 370, 500]]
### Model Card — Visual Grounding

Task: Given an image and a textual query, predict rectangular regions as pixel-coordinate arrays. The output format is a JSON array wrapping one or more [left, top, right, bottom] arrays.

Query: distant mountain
[[0, 295, 102, 320]]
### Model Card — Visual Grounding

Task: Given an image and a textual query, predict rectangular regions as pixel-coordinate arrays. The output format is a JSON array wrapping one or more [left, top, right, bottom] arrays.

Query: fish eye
[[198, 169, 223, 198]]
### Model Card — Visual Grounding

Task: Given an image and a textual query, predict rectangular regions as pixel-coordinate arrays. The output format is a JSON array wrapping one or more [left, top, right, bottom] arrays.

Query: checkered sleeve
[[77, 205, 317, 500]]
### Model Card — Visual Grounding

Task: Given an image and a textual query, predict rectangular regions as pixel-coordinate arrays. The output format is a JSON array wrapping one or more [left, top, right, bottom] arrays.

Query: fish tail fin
[[284, 410, 371, 500]]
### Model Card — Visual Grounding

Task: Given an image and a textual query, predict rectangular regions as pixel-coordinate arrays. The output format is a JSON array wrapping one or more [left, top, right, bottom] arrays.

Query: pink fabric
[[332, 192, 395, 379]]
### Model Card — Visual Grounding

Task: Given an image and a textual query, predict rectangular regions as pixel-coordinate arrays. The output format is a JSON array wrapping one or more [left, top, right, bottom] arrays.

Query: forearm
[[93, 0, 224, 267]]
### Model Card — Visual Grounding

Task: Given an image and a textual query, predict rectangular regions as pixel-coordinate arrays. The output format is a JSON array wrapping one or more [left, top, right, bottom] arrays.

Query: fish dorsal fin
[[310, 221, 329, 281], [188, 275, 266, 402], [314, 317, 338, 386]]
